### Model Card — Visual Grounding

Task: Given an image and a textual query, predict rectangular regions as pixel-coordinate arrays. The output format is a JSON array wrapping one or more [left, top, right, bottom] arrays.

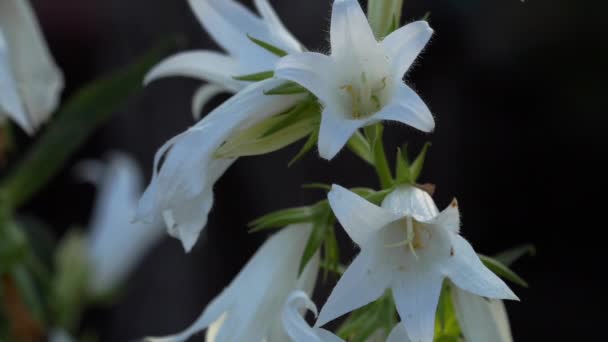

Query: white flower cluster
[[137, 0, 519, 341]]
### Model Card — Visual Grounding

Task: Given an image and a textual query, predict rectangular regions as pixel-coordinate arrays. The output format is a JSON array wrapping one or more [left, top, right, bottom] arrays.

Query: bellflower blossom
[[320, 184, 518, 342], [0, 0, 63, 134], [451, 287, 513, 342], [147, 224, 319, 342], [145, 0, 302, 117], [77, 153, 164, 296], [275, 0, 434, 160]]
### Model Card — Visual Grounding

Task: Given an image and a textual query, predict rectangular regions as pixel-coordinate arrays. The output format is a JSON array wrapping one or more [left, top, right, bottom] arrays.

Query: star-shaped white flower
[[77, 153, 164, 296], [146, 224, 319, 342], [275, 0, 434, 160], [136, 79, 304, 251], [0, 0, 63, 134], [320, 184, 518, 342], [452, 287, 513, 342], [145, 0, 302, 117]]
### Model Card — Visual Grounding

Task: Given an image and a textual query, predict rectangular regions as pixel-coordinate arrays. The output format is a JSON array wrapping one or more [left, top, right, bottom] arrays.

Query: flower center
[[340, 72, 388, 119], [385, 217, 431, 257]]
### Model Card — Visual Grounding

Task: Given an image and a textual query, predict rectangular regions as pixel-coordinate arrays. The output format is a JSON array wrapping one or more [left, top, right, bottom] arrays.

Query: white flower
[[282, 291, 343, 342], [451, 287, 513, 342], [146, 224, 319, 342], [77, 153, 164, 296], [320, 184, 518, 342], [0, 0, 63, 134], [145, 0, 301, 118], [275, 0, 434, 160], [136, 79, 303, 251]]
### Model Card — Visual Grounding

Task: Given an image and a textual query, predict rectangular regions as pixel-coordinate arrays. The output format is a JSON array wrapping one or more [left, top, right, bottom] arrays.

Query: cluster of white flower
[[135, 1, 520, 341]]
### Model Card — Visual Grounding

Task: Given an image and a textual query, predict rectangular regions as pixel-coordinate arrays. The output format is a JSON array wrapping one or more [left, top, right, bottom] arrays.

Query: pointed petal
[[375, 83, 434, 133], [444, 235, 519, 300], [144, 51, 242, 92], [253, 0, 301, 52], [275, 52, 337, 105], [392, 271, 443, 342], [328, 184, 401, 246], [427, 199, 460, 233], [282, 291, 323, 342], [192, 84, 228, 121], [0, 0, 63, 129], [0, 31, 31, 134], [381, 21, 433, 78], [451, 288, 513, 342], [386, 323, 411, 342], [318, 106, 362, 160], [316, 246, 391, 327], [381, 186, 439, 222], [330, 0, 378, 60]]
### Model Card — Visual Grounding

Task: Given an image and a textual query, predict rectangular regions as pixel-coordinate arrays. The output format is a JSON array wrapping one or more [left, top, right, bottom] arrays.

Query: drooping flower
[[0, 0, 63, 134], [136, 79, 304, 251], [145, 0, 302, 117], [319, 184, 518, 342], [146, 224, 319, 342], [451, 287, 513, 342], [77, 153, 164, 296], [275, 0, 434, 160]]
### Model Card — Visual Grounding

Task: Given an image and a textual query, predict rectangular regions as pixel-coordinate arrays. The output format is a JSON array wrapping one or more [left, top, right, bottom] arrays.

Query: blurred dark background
[[17, 0, 605, 340]]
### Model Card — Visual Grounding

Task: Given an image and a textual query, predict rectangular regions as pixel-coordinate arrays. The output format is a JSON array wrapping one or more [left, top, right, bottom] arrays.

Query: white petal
[[137, 79, 304, 251], [282, 291, 323, 342], [381, 21, 433, 78], [328, 184, 401, 246], [192, 84, 228, 121], [144, 51, 242, 92], [82, 153, 165, 295], [316, 245, 391, 327], [0, 0, 64, 129], [275, 52, 337, 105], [451, 288, 513, 342], [204, 313, 227, 342], [253, 0, 302, 52], [444, 235, 519, 300], [0, 31, 31, 134], [375, 83, 435, 133], [427, 199, 460, 233], [381, 186, 439, 222], [392, 271, 443, 342], [297, 251, 320, 297], [318, 106, 362, 160], [386, 323, 411, 342], [329, 0, 378, 60]]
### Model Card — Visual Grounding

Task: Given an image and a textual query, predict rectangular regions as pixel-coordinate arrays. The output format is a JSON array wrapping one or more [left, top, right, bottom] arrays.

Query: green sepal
[[394, 146, 411, 184], [494, 244, 536, 266], [409, 142, 431, 183], [262, 99, 318, 137], [347, 131, 374, 165], [264, 81, 308, 95], [288, 128, 319, 167], [299, 208, 333, 274], [435, 283, 462, 339], [322, 225, 340, 279], [479, 254, 529, 288], [301, 183, 331, 192], [422, 11, 432, 21], [0, 39, 177, 210], [11, 264, 46, 325], [248, 206, 317, 232], [337, 291, 397, 342], [247, 34, 288, 57], [232, 70, 274, 82]]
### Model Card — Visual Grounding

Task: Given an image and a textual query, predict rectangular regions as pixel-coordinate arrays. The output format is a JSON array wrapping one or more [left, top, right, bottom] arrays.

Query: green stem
[[370, 124, 393, 189]]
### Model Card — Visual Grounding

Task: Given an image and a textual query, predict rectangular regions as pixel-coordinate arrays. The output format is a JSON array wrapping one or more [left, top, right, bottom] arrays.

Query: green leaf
[[494, 244, 536, 266], [301, 182, 331, 192], [247, 34, 287, 57], [346, 131, 374, 165], [249, 206, 316, 232], [288, 129, 318, 167], [410, 142, 431, 183], [480, 254, 529, 288], [11, 264, 46, 324], [264, 81, 307, 95], [0, 40, 177, 210], [232, 70, 274, 82]]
